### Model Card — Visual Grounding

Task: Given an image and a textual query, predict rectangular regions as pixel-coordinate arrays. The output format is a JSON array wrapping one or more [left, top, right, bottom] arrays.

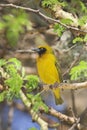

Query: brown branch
[[1, 83, 82, 128], [57, 81, 87, 90], [18, 89, 79, 128], [49, 107, 76, 125], [39, 114, 59, 128], [48, 108, 81, 129], [0, 3, 87, 34], [7, 97, 79, 128], [41, 81, 87, 91]]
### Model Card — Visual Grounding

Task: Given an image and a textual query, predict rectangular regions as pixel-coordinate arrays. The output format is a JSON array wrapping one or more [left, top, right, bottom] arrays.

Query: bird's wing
[[55, 60, 63, 82]]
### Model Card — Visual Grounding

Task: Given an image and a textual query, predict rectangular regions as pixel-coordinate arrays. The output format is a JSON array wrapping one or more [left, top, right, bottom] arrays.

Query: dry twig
[[63, 52, 82, 77], [0, 3, 87, 34]]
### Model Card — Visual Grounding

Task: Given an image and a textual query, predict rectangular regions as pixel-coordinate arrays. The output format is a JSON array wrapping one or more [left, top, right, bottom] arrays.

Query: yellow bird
[[32, 44, 63, 105]]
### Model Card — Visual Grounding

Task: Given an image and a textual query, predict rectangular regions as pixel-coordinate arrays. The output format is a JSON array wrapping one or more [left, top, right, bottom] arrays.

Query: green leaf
[[78, 16, 87, 26], [0, 59, 6, 67], [2, 9, 32, 47], [6, 29, 19, 47], [0, 58, 23, 101], [3, 14, 13, 22], [0, 92, 6, 102], [5, 64, 17, 76], [7, 58, 22, 70], [73, 37, 83, 44], [54, 23, 65, 37], [1, 58, 23, 100], [42, 0, 67, 8], [25, 75, 39, 92], [5, 74, 22, 91], [5, 58, 22, 77], [70, 60, 87, 81], [27, 93, 48, 113], [79, 1, 87, 13], [33, 94, 48, 113], [21, 67, 25, 78], [84, 34, 87, 42], [42, 0, 58, 7], [61, 18, 73, 25], [5, 74, 23, 99], [0, 22, 5, 30]]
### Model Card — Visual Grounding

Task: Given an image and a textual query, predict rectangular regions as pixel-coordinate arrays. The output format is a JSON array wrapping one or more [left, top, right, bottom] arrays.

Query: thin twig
[[71, 90, 77, 117], [63, 53, 82, 76], [53, 44, 77, 55], [68, 118, 80, 130], [62, 45, 77, 53], [69, 107, 76, 120], [0, 3, 87, 34]]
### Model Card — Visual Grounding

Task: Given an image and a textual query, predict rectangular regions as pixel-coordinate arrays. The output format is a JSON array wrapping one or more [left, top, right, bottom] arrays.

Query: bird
[[32, 44, 63, 105]]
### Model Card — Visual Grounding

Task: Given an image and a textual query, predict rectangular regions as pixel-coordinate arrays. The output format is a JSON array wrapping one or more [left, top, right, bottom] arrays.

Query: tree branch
[[0, 3, 87, 34], [20, 89, 79, 128], [43, 81, 87, 91], [19, 90, 48, 130], [49, 107, 77, 124], [55, 81, 87, 91]]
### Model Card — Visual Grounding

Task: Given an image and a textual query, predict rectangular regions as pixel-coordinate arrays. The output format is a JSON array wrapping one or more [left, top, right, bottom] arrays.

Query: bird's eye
[[38, 47, 46, 55]]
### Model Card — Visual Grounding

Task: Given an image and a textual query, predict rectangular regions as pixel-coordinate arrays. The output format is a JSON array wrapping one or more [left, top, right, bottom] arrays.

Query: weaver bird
[[32, 44, 63, 105]]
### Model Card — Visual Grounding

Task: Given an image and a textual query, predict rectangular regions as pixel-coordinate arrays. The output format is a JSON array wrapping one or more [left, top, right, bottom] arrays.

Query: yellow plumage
[[33, 44, 63, 105]]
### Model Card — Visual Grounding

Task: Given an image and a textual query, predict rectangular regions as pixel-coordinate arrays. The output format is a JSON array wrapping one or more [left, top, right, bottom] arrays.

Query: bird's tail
[[52, 88, 63, 105]]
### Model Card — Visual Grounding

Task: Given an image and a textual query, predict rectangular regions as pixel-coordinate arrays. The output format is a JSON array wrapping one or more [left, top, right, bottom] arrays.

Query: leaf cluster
[[0, 58, 23, 101], [42, 0, 67, 8], [42, 0, 87, 44], [54, 23, 65, 37], [0, 58, 48, 113], [0, 9, 32, 47], [27, 93, 48, 113], [78, 16, 87, 26], [73, 34, 87, 44], [0, 58, 39, 101], [54, 18, 73, 37], [62, 0, 87, 16], [25, 75, 39, 92], [70, 60, 87, 81]]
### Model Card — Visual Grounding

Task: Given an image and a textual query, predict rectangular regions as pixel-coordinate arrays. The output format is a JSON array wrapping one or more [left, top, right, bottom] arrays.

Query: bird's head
[[32, 44, 53, 56]]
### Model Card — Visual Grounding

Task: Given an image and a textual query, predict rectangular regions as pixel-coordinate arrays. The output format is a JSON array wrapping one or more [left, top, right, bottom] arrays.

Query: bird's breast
[[36, 54, 59, 84]]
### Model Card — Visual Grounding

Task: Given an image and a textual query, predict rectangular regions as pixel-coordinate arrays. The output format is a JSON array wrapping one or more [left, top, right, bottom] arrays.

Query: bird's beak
[[31, 48, 40, 53], [31, 48, 40, 58], [16, 48, 40, 54]]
